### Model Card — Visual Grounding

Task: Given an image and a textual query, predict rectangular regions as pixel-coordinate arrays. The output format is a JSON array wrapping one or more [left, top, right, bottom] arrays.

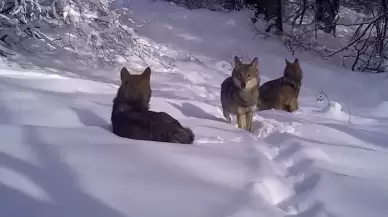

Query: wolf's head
[[284, 59, 302, 83], [231, 56, 259, 90], [115, 66, 152, 111]]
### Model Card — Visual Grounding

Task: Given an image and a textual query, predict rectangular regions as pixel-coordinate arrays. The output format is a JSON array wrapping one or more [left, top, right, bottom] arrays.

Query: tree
[[315, 0, 340, 33]]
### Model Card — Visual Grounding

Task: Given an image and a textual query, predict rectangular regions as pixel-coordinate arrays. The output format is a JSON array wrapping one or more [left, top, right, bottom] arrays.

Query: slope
[[1, 1, 388, 217]]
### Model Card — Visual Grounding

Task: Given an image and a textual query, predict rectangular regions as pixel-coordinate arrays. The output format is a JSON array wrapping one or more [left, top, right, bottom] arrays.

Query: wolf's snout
[[240, 82, 246, 89]]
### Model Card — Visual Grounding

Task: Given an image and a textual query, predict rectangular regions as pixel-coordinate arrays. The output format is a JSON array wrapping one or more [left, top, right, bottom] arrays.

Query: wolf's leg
[[237, 113, 247, 130], [289, 98, 299, 112], [223, 109, 231, 124], [245, 111, 254, 132], [286, 99, 299, 112]]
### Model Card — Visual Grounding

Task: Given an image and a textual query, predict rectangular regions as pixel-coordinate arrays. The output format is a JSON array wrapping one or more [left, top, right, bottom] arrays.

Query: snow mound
[[320, 101, 348, 119]]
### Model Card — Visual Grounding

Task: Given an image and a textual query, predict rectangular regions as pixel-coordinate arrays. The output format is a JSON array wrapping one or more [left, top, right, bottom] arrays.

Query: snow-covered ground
[[1, 1, 388, 217]]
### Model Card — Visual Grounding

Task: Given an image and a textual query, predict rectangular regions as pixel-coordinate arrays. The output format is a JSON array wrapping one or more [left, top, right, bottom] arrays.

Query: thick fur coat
[[220, 56, 260, 132], [111, 67, 194, 144], [257, 58, 302, 112]]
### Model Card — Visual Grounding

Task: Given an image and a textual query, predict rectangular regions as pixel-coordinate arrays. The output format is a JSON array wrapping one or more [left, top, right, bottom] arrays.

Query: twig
[[327, 11, 388, 57], [316, 89, 331, 109], [345, 102, 352, 124]]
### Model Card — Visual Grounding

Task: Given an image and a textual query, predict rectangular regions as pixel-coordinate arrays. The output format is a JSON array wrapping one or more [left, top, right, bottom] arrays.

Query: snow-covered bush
[[0, 0, 136, 66], [164, 0, 245, 11]]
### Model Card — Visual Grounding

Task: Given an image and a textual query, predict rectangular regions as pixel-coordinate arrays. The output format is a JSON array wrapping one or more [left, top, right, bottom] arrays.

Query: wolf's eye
[[238, 73, 242, 77]]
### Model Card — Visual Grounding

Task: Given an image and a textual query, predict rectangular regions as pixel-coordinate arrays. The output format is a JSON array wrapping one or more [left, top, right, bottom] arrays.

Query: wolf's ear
[[141, 67, 151, 79], [285, 59, 291, 65], [234, 56, 241, 67], [250, 57, 258, 68], [120, 67, 131, 83], [293, 58, 300, 65]]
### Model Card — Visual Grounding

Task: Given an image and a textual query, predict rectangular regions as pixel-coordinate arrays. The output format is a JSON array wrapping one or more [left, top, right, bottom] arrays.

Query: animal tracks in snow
[[244, 117, 332, 217], [164, 96, 336, 217], [253, 115, 302, 139]]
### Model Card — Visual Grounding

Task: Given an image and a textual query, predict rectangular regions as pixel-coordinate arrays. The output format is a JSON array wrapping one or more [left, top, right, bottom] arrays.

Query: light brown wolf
[[220, 56, 260, 132], [257, 58, 302, 112]]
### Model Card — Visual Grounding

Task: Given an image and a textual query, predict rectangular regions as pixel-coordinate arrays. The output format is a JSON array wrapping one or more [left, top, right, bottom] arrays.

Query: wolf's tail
[[172, 127, 195, 144]]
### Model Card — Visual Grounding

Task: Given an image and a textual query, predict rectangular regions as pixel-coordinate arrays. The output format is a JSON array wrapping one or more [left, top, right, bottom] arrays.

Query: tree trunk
[[378, 0, 387, 57], [299, 0, 307, 25], [315, 0, 340, 33], [275, 0, 283, 32]]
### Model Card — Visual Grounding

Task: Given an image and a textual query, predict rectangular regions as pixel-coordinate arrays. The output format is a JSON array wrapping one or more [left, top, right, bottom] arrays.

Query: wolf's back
[[111, 110, 194, 144]]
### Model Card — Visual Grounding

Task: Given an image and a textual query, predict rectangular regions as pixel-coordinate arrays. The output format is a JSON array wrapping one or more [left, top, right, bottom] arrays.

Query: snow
[[1, 1, 388, 217]]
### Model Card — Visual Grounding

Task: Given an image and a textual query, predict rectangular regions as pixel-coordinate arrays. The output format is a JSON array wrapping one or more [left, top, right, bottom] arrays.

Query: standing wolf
[[257, 58, 302, 112], [220, 56, 259, 132], [111, 66, 195, 144]]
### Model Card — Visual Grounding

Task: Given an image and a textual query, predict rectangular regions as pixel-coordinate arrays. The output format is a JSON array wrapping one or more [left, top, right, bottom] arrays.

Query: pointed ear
[[293, 58, 300, 66], [141, 67, 151, 79], [120, 67, 131, 83], [250, 57, 258, 68], [234, 56, 241, 67]]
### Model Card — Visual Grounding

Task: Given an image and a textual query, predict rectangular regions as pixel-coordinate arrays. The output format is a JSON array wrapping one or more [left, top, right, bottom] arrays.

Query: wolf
[[220, 56, 259, 132], [257, 58, 302, 113], [111, 66, 195, 144]]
